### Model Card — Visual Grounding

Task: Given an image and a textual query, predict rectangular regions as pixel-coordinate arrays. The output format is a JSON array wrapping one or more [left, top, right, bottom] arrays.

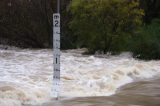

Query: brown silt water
[[0, 48, 160, 106]]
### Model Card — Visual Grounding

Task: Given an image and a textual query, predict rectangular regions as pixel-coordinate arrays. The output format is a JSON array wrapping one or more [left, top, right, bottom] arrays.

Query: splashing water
[[0, 48, 160, 106]]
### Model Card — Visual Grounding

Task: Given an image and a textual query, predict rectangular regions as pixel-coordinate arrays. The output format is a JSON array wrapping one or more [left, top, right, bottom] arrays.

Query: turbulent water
[[0, 47, 160, 106], [42, 78, 160, 106]]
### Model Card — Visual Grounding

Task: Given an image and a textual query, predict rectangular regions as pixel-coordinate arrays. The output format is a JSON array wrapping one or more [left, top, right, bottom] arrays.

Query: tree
[[0, 0, 54, 48], [60, 0, 74, 49], [139, 0, 160, 23], [69, 0, 144, 53], [130, 19, 160, 59]]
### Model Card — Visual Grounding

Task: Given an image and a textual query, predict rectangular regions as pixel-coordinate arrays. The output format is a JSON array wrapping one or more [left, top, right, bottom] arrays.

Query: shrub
[[130, 19, 160, 59]]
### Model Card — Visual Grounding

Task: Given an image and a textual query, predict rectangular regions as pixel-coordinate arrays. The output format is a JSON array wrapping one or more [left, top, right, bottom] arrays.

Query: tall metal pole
[[53, 0, 60, 99], [57, 0, 60, 13]]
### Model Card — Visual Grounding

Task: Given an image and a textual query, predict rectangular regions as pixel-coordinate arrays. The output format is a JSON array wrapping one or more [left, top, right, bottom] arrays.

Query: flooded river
[[0, 47, 160, 106], [42, 78, 160, 106]]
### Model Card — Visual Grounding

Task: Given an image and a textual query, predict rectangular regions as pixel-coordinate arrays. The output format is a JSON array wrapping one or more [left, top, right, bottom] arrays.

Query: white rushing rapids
[[0, 48, 160, 106]]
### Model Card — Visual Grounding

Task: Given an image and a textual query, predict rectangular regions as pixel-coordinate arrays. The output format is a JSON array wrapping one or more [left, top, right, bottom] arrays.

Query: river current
[[0, 47, 160, 106]]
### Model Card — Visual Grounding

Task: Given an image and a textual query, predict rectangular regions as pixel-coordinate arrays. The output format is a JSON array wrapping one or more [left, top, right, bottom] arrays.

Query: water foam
[[0, 49, 160, 105]]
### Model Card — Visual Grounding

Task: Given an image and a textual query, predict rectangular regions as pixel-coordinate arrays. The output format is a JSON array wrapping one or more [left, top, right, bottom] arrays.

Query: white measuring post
[[53, 13, 60, 99]]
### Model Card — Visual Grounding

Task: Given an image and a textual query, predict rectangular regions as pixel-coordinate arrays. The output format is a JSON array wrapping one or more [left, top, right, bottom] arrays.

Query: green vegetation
[[69, 0, 143, 53], [130, 19, 160, 60], [0, 0, 160, 59], [0, 0, 54, 48]]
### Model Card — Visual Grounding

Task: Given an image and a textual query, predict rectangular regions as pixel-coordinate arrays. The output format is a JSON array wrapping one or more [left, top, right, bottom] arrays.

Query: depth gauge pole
[[57, 0, 60, 13], [53, 0, 60, 99]]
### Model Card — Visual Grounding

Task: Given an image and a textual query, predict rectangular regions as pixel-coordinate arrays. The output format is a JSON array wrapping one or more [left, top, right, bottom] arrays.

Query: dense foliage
[[0, 0, 160, 59], [130, 19, 160, 60], [140, 0, 160, 23], [69, 0, 143, 53], [0, 0, 54, 48]]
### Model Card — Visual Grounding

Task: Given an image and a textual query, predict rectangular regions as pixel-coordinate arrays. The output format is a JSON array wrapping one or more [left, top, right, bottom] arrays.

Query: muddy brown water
[[0, 48, 160, 106], [29, 78, 160, 106]]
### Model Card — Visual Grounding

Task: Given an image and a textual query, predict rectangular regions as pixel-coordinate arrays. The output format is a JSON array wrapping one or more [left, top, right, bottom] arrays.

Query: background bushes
[[130, 19, 160, 60], [0, 0, 160, 59], [0, 0, 54, 48]]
